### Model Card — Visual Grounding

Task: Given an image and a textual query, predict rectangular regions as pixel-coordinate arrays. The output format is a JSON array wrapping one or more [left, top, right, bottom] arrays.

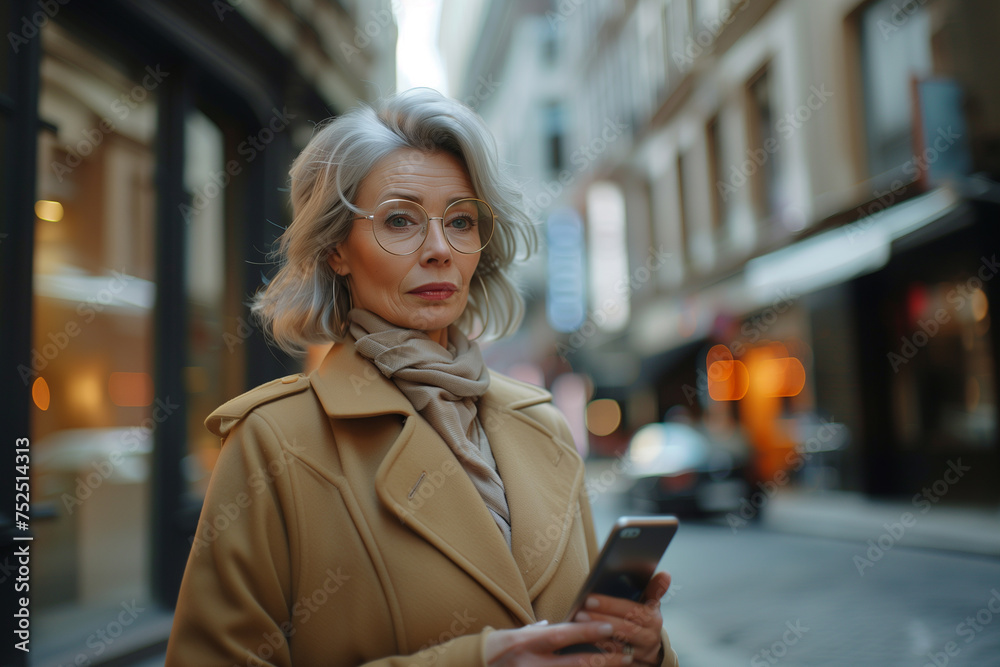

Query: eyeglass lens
[[371, 199, 494, 254]]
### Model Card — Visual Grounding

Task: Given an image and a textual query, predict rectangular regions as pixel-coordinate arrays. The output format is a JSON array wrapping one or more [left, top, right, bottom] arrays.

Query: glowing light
[[586, 399, 622, 436], [34, 200, 64, 222], [708, 360, 749, 401], [757, 357, 807, 397], [69, 371, 103, 414], [706, 345, 734, 381], [108, 372, 154, 407], [971, 289, 988, 322], [32, 377, 50, 411]]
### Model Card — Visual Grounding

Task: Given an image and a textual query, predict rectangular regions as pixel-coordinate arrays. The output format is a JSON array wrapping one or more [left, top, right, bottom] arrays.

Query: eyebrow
[[381, 192, 477, 205]]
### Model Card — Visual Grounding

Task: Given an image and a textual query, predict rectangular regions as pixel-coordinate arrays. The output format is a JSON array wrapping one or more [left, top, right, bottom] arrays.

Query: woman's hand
[[484, 620, 636, 665], [570, 572, 672, 666]]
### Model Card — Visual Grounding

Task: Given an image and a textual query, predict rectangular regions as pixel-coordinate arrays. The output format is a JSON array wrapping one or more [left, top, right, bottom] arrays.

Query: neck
[[426, 327, 448, 347]]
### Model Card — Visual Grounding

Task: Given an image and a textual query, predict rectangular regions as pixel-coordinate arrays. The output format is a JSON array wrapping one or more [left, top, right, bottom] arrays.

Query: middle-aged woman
[[166, 88, 679, 667]]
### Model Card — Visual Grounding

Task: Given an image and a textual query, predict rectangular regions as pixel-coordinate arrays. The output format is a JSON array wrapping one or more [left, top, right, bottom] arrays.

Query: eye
[[384, 212, 418, 229], [446, 214, 476, 231]]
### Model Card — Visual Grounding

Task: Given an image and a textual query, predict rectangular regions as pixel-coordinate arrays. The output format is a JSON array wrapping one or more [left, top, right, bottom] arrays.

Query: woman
[[166, 88, 679, 666]]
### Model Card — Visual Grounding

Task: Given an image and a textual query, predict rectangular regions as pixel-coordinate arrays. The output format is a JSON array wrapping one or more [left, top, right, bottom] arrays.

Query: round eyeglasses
[[352, 198, 495, 256]]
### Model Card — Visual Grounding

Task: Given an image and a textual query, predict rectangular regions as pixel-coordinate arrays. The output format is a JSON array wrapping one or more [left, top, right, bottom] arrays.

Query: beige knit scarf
[[349, 309, 512, 548]]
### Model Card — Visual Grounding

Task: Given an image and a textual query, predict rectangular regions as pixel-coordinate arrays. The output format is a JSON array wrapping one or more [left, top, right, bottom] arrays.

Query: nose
[[418, 217, 453, 264]]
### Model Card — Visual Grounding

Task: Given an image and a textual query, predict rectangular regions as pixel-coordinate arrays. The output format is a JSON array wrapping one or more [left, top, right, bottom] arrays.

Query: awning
[[633, 184, 970, 356]]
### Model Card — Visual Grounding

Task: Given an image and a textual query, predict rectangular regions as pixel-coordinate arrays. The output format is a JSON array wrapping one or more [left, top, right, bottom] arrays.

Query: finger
[[581, 593, 663, 628], [642, 572, 672, 603]]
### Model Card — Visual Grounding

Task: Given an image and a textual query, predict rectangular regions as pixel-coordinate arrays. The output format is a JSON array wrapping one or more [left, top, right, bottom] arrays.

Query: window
[[746, 64, 782, 225], [33, 21, 158, 644], [859, 0, 932, 179], [706, 114, 727, 234], [544, 102, 565, 175]]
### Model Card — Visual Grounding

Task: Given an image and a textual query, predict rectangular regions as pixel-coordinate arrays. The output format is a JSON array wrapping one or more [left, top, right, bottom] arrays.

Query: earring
[[470, 273, 490, 341], [336, 276, 354, 338]]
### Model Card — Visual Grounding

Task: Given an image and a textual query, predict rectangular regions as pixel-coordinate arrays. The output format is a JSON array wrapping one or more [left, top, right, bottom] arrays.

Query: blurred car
[[623, 420, 752, 516]]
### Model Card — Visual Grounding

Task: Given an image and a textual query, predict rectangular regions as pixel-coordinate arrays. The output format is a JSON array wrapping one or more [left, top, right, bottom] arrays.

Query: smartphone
[[556, 516, 679, 654]]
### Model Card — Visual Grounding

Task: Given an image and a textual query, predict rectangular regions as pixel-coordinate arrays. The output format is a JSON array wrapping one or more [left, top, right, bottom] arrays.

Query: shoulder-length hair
[[251, 88, 537, 355]]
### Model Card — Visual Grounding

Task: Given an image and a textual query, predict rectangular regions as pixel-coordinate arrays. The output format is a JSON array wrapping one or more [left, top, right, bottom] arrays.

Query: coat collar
[[309, 342, 585, 624]]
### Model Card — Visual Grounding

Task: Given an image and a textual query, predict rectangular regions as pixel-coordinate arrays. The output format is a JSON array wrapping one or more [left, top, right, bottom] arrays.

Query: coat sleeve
[[165, 412, 499, 667]]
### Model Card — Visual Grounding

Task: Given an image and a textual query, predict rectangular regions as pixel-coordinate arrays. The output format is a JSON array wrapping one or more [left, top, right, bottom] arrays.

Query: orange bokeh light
[[708, 360, 749, 401], [108, 372, 154, 407], [32, 377, 51, 411]]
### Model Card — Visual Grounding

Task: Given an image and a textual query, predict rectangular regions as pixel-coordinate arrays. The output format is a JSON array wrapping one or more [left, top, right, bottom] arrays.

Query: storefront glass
[[32, 22, 157, 657]]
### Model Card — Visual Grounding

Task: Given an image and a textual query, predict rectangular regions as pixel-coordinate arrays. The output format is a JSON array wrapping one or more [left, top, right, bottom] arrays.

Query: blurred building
[[447, 0, 1000, 503], [0, 0, 394, 663]]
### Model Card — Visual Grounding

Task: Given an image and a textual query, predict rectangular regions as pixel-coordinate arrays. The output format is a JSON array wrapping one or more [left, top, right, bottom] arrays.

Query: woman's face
[[328, 148, 482, 346]]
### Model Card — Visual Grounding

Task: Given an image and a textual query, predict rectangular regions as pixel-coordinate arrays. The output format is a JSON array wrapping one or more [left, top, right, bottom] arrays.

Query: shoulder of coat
[[205, 374, 312, 438], [487, 369, 552, 409]]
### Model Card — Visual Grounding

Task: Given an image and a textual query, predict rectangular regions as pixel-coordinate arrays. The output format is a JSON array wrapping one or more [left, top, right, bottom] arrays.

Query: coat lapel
[[480, 375, 586, 600], [311, 343, 587, 625]]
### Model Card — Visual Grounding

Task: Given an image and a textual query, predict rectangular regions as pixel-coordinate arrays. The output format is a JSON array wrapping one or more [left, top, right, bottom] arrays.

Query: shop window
[[890, 280, 996, 450], [32, 21, 157, 651]]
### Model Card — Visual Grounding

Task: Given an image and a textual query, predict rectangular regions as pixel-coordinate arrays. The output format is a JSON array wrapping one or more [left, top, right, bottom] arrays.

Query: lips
[[408, 282, 458, 300]]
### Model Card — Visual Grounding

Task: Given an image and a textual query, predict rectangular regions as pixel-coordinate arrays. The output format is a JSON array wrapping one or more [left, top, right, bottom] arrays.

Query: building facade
[[449, 0, 999, 501], [0, 1, 395, 663]]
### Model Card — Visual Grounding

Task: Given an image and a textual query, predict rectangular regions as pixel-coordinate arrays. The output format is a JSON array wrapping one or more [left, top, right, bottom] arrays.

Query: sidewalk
[[761, 489, 1000, 557]]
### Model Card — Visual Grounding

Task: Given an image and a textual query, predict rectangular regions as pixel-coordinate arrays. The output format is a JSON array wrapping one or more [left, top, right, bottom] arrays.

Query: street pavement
[[585, 462, 1000, 667]]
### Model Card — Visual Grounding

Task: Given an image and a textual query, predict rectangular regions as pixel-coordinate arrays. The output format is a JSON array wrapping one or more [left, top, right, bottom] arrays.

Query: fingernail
[[599, 623, 614, 635], [575, 611, 591, 622], [530, 619, 549, 627], [585, 597, 600, 610]]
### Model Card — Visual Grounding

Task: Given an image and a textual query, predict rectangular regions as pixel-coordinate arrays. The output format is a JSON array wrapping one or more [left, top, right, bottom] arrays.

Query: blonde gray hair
[[252, 88, 537, 355]]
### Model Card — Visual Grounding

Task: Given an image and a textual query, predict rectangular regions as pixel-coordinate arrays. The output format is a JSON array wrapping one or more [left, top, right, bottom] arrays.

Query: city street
[[588, 470, 1000, 666]]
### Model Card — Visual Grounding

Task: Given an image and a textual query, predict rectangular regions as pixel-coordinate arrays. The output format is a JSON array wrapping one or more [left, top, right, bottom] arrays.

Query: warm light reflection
[[757, 357, 807, 397], [966, 377, 981, 411], [108, 372, 154, 407], [69, 371, 104, 414], [706, 344, 733, 381], [34, 199, 64, 222], [585, 399, 622, 436], [971, 289, 988, 322], [32, 377, 50, 411], [708, 360, 749, 401]]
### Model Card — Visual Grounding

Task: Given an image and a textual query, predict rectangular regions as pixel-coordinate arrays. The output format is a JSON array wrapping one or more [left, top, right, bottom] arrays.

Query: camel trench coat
[[166, 342, 679, 666]]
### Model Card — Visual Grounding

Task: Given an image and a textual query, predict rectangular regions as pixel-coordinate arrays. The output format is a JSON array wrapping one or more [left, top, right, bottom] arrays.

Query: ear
[[327, 246, 350, 277]]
